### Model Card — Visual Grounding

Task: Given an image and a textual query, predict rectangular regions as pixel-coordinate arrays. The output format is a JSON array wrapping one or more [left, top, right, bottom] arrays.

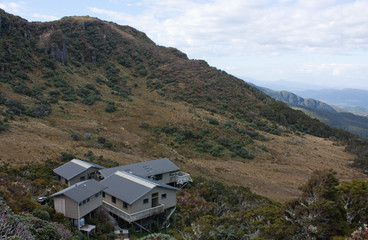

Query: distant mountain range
[[252, 84, 368, 139], [245, 78, 368, 115], [295, 88, 368, 114], [254, 86, 337, 113]]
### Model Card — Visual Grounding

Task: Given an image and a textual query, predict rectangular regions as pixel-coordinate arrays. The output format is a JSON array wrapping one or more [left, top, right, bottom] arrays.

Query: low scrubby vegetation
[[1, 154, 367, 240], [170, 170, 368, 240]]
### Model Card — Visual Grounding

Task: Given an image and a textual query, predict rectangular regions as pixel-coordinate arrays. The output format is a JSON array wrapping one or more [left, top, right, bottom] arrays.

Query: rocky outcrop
[[50, 40, 68, 65]]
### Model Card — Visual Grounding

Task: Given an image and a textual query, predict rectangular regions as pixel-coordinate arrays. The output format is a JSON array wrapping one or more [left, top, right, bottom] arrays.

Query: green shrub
[[27, 104, 52, 118], [70, 133, 80, 141], [139, 122, 150, 129], [156, 124, 177, 134], [0, 120, 9, 132], [59, 152, 75, 162], [53, 77, 69, 88], [222, 120, 236, 129], [32, 209, 50, 221], [5, 99, 26, 115], [97, 136, 106, 144], [95, 77, 105, 84], [208, 118, 219, 125], [174, 129, 199, 143], [12, 81, 32, 96], [77, 84, 101, 105], [103, 141, 113, 149], [105, 102, 116, 113], [41, 56, 56, 70]]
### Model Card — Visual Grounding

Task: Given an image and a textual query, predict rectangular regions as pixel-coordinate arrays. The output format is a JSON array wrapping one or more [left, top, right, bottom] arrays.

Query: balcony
[[170, 172, 192, 185], [102, 201, 164, 223]]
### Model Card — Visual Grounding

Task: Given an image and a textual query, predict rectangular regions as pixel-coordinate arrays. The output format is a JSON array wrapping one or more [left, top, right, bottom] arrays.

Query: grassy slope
[[0, 10, 366, 202]]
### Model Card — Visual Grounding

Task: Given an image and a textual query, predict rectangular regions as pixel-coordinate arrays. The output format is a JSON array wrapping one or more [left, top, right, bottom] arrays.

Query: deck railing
[[170, 172, 193, 185], [102, 201, 164, 223]]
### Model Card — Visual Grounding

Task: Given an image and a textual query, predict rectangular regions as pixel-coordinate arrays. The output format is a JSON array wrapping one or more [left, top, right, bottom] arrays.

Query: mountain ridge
[[254, 84, 368, 139], [252, 84, 337, 112], [295, 88, 368, 109], [0, 9, 367, 204]]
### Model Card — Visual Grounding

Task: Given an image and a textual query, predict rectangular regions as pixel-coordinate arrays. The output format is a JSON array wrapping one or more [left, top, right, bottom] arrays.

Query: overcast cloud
[[1, 0, 368, 90]]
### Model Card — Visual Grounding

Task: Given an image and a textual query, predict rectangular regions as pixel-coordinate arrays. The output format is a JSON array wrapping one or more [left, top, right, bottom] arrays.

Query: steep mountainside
[[0, 9, 367, 203], [256, 85, 368, 139]]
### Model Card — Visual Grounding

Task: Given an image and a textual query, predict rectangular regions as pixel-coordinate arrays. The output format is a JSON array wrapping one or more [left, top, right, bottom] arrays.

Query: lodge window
[[154, 174, 163, 180], [161, 193, 167, 199], [65, 179, 68, 184], [152, 193, 158, 198], [80, 176, 85, 181], [112, 196, 116, 204], [57, 176, 61, 181], [102, 192, 105, 198], [143, 198, 149, 204], [95, 193, 99, 198], [87, 198, 90, 202], [123, 201, 128, 209]]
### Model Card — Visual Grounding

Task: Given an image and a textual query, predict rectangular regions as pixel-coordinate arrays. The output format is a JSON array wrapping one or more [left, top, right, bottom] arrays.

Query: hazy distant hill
[[295, 88, 368, 109], [254, 85, 368, 139], [254, 85, 337, 112]]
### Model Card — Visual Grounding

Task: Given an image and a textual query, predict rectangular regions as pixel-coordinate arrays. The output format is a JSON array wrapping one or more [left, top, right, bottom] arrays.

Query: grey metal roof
[[53, 159, 105, 180], [51, 179, 107, 202], [99, 158, 179, 178], [100, 171, 178, 204]]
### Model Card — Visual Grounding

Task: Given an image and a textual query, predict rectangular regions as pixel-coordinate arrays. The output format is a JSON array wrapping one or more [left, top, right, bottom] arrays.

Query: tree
[[0, 199, 33, 239], [337, 180, 368, 225], [282, 169, 348, 239]]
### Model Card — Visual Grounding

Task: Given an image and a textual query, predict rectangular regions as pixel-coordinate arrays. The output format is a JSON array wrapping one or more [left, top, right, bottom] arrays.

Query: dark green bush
[[0, 120, 9, 132], [97, 136, 106, 144], [70, 133, 80, 141], [41, 56, 56, 70], [32, 209, 50, 221], [12, 81, 32, 96], [59, 152, 75, 162], [5, 99, 26, 115], [27, 104, 52, 118], [105, 102, 116, 113], [208, 118, 219, 125], [103, 141, 113, 149], [53, 77, 69, 88], [156, 124, 178, 134], [139, 122, 150, 129]]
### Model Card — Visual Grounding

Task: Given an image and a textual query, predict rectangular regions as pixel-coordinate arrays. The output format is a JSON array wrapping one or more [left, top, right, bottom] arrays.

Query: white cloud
[[89, 0, 368, 57], [0, 1, 25, 14], [32, 13, 59, 21]]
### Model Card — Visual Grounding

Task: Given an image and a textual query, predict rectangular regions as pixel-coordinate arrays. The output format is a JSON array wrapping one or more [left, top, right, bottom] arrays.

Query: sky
[[1, 0, 368, 90]]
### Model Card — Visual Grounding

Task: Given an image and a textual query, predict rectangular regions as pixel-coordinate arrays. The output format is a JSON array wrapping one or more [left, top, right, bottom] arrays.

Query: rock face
[[50, 41, 68, 64]]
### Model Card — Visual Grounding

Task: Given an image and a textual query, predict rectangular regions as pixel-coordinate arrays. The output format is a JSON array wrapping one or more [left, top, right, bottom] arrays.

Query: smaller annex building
[[99, 158, 192, 186], [53, 159, 105, 186], [100, 171, 179, 224], [51, 179, 107, 229]]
